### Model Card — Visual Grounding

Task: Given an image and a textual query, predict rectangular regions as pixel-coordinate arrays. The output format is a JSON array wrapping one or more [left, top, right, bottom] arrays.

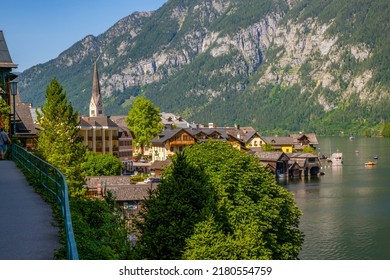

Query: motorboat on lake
[[365, 161, 376, 166], [331, 152, 343, 165]]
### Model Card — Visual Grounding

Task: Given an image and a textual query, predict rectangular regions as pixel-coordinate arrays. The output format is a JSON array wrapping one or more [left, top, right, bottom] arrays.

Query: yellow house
[[264, 136, 294, 153], [79, 116, 119, 157], [225, 126, 266, 148]]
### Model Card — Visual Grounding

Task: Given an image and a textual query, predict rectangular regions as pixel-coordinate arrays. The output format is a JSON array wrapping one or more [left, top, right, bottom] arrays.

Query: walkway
[[0, 160, 60, 260]]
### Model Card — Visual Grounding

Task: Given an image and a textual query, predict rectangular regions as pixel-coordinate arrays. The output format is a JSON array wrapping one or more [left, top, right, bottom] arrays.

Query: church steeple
[[89, 60, 104, 117]]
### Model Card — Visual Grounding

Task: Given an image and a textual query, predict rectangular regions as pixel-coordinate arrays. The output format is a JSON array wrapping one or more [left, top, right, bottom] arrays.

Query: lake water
[[280, 136, 390, 260]]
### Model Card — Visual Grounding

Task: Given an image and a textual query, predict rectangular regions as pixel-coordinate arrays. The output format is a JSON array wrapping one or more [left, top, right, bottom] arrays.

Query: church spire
[[89, 59, 104, 117]]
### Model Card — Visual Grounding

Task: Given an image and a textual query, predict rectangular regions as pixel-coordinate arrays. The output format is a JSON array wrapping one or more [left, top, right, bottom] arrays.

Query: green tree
[[82, 152, 124, 177], [36, 78, 87, 194], [382, 122, 390, 137], [67, 197, 132, 259], [261, 143, 274, 151], [135, 141, 303, 260], [0, 97, 10, 132], [301, 145, 315, 153], [125, 97, 163, 155], [134, 152, 215, 259], [183, 141, 303, 260]]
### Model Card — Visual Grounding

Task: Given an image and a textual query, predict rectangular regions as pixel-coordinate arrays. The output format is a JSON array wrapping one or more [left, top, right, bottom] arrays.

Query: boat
[[331, 152, 343, 165], [349, 136, 355, 140], [365, 161, 376, 166], [373, 155, 378, 159]]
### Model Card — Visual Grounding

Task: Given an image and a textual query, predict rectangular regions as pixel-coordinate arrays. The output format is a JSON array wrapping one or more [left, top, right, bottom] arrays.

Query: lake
[[280, 136, 390, 260]]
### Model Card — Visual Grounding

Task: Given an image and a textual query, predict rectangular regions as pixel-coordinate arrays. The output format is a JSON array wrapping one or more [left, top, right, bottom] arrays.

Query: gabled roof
[[150, 158, 172, 170], [0, 31, 17, 69], [151, 128, 193, 144], [254, 151, 287, 162], [16, 102, 36, 136], [289, 133, 319, 145], [107, 185, 156, 201], [224, 126, 260, 143], [160, 112, 189, 128], [109, 115, 134, 138], [80, 116, 119, 129], [264, 136, 294, 145], [286, 152, 318, 158]]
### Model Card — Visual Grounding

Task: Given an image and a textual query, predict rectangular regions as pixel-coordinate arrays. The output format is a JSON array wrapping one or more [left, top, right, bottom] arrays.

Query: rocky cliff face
[[18, 0, 390, 135]]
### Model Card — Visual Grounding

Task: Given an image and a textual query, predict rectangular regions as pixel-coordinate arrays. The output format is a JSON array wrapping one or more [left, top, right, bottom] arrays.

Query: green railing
[[12, 144, 79, 260]]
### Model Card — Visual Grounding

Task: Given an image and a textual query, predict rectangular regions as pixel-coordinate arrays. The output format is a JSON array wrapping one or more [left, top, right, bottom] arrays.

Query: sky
[[1, 0, 167, 72]]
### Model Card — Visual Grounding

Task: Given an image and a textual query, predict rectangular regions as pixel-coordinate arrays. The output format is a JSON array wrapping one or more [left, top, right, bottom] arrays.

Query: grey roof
[[264, 136, 294, 145], [254, 151, 285, 161], [151, 126, 252, 146], [0, 31, 17, 68], [107, 185, 156, 201], [186, 127, 228, 139], [109, 115, 127, 128], [224, 127, 259, 143], [151, 128, 190, 144], [150, 158, 172, 170], [289, 133, 319, 145], [286, 152, 317, 158], [80, 116, 119, 129], [109, 115, 134, 138], [16, 102, 37, 136], [160, 112, 189, 128]]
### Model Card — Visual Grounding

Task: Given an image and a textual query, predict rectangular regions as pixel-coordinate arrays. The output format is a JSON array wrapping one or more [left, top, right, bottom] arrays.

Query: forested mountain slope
[[18, 0, 390, 135]]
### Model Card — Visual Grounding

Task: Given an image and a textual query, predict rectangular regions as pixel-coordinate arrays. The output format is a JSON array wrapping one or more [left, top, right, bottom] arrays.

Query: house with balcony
[[151, 128, 196, 162], [110, 115, 134, 163], [79, 116, 119, 156], [150, 125, 254, 162]]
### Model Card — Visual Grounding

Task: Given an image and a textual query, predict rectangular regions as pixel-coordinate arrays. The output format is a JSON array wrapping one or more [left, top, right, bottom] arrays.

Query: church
[[78, 61, 133, 163]]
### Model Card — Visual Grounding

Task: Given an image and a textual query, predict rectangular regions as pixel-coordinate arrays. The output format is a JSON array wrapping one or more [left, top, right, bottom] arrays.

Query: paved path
[[0, 160, 60, 259]]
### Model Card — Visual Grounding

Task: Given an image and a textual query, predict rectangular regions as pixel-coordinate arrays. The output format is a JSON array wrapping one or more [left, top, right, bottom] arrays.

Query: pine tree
[[134, 152, 215, 259], [36, 78, 87, 194]]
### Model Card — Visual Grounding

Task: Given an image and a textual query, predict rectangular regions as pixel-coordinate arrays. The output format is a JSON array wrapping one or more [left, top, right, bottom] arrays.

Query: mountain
[[18, 0, 390, 136]]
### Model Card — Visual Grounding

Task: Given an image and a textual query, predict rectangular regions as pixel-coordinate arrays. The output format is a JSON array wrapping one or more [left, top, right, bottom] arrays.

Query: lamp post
[[8, 81, 17, 138]]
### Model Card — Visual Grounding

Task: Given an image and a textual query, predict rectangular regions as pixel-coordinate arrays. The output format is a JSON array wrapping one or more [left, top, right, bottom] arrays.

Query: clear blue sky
[[1, 0, 167, 72]]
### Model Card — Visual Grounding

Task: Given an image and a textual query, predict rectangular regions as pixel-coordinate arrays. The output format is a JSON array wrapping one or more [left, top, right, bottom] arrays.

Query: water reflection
[[280, 136, 390, 260]]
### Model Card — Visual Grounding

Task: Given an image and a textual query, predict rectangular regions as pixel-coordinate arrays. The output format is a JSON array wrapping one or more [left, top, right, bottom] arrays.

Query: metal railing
[[12, 144, 79, 260]]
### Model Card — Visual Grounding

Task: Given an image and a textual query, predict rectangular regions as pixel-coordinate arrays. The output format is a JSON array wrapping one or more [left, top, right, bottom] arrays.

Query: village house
[[252, 151, 290, 178], [287, 152, 321, 177], [224, 125, 266, 148], [289, 133, 319, 151], [160, 112, 190, 129], [150, 125, 259, 162], [151, 128, 196, 162], [0, 31, 37, 147], [150, 158, 172, 177], [263, 136, 294, 153], [84, 176, 156, 217]]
